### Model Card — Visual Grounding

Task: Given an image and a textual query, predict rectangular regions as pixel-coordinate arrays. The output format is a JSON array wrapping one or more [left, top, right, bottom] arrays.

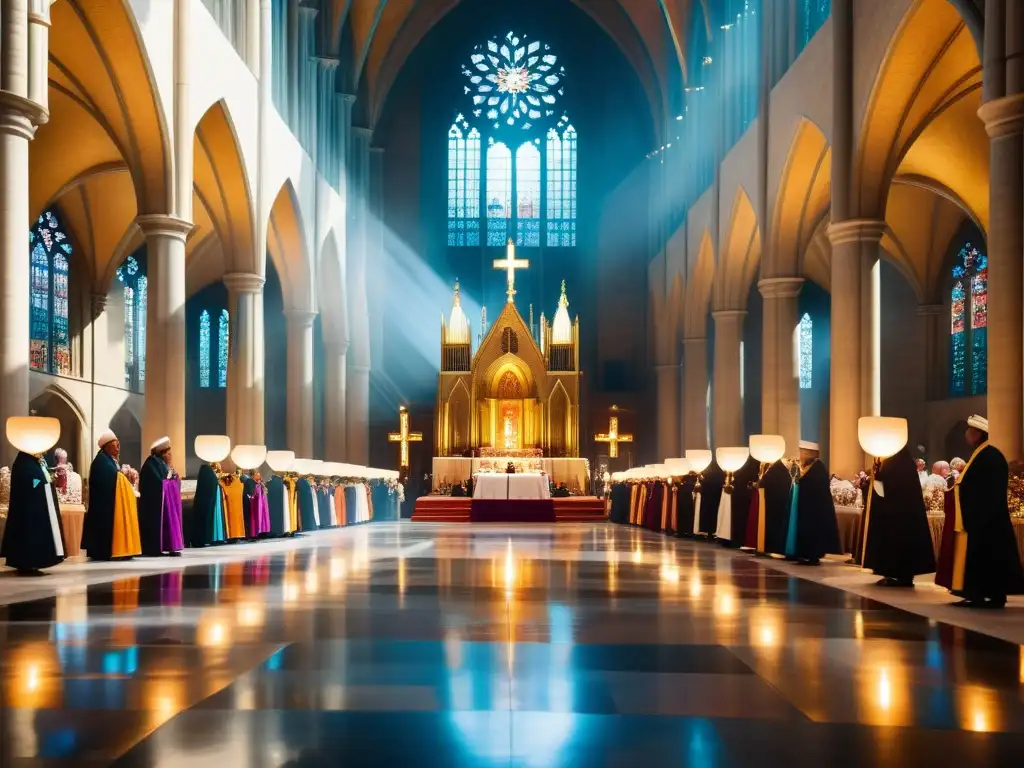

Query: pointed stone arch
[[684, 228, 715, 338], [445, 378, 471, 455], [714, 188, 761, 311], [318, 229, 348, 346], [266, 180, 312, 311], [547, 379, 571, 456]]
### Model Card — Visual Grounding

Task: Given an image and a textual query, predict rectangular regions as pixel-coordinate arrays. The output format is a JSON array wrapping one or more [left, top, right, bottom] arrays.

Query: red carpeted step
[[412, 495, 607, 522]]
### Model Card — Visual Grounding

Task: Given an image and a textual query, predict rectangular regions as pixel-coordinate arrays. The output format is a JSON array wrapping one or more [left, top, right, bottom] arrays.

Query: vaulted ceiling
[[320, 0, 697, 129]]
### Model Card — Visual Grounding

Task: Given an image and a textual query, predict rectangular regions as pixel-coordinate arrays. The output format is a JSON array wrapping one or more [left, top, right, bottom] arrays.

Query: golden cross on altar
[[388, 406, 422, 468], [493, 238, 530, 303], [594, 409, 633, 459]]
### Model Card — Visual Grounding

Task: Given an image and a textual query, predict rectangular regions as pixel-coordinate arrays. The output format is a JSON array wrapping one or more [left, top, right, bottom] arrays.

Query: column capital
[[917, 303, 945, 317], [758, 276, 804, 299], [135, 214, 193, 242], [0, 91, 47, 137], [712, 309, 747, 322], [223, 272, 266, 294], [315, 55, 340, 69], [90, 293, 109, 318], [826, 219, 886, 247], [978, 93, 1024, 138], [339, 93, 357, 105], [283, 309, 317, 328]]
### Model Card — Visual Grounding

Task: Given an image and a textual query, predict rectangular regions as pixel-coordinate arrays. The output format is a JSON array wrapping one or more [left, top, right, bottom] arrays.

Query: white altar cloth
[[433, 458, 588, 492], [472, 473, 551, 500]]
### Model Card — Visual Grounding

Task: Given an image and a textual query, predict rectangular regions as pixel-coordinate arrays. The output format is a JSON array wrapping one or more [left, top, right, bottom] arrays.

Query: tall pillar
[[655, 364, 680, 460], [284, 310, 315, 458], [224, 273, 265, 446], [368, 146, 385, 368], [826, 220, 885, 477], [712, 311, 745, 447], [0, 0, 49, 467], [917, 304, 945, 401], [682, 338, 709, 450], [137, 215, 192, 474], [347, 364, 370, 465], [759, 277, 803, 455], [346, 125, 372, 465], [324, 340, 348, 461]]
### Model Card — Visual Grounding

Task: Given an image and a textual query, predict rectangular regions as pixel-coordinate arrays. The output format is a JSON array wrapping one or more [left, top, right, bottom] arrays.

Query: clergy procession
[[0, 417, 402, 575], [610, 414, 1024, 610]]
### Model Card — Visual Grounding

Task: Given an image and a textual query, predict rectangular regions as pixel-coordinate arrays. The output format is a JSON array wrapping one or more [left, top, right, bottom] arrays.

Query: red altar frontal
[[411, 495, 606, 523]]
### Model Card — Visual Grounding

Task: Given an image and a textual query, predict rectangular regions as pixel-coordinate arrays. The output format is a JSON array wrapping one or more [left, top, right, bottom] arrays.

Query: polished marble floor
[[2, 522, 1024, 766]]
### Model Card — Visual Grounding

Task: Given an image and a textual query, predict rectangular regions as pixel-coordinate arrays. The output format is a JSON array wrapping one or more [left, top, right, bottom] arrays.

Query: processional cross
[[493, 238, 530, 303], [594, 407, 633, 459], [388, 406, 423, 469]]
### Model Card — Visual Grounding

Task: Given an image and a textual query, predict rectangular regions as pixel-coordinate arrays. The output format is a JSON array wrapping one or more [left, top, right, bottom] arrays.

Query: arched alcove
[[110, 405, 142, 470], [30, 388, 86, 470]]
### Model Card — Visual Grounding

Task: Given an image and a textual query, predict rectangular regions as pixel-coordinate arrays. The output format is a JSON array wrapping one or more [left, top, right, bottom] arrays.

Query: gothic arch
[[267, 180, 313, 312], [714, 188, 761, 311], [547, 379, 571, 455], [854, 0, 986, 228], [482, 357, 536, 399], [318, 229, 349, 346], [29, 383, 89, 470], [683, 228, 715, 338], [446, 378, 471, 455]]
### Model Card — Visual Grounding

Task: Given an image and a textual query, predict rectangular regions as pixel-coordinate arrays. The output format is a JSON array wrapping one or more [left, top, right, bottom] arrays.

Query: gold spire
[[445, 278, 471, 345], [552, 279, 572, 345]]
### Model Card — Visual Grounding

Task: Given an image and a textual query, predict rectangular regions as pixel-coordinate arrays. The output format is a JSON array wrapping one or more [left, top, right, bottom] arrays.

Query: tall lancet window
[[798, 313, 813, 389], [546, 121, 577, 246], [116, 255, 148, 391], [199, 310, 212, 388], [29, 209, 73, 376], [218, 309, 230, 387], [198, 306, 229, 389], [950, 242, 987, 396], [515, 141, 541, 246], [447, 118, 481, 246], [486, 141, 512, 245]]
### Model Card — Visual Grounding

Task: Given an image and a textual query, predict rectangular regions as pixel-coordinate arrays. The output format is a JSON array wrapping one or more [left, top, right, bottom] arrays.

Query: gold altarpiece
[[435, 278, 581, 458]]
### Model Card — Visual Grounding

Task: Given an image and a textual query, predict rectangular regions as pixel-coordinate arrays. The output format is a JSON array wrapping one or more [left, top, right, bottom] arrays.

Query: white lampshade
[[266, 450, 295, 472], [665, 457, 691, 475], [231, 444, 267, 470], [716, 447, 750, 473], [858, 417, 908, 459], [6, 416, 60, 455], [749, 435, 786, 464], [195, 435, 231, 463], [685, 449, 713, 473]]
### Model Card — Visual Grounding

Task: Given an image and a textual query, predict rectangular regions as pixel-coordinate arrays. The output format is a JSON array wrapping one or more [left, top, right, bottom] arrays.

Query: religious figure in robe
[[608, 480, 629, 525], [296, 473, 320, 532], [191, 457, 227, 547], [0, 448, 66, 574], [947, 415, 1024, 608], [220, 472, 248, 540], [267, 471, 296, 537], [673, 474, 697, 537], [316, 480, 336, 528], [334, 479, 348, 527], [695, 462, 725, 536], [784, 458, 842, 565], [716, 455, 760, 547], [862, 447, 936, 587], [344, 483, 359, 525], [744, 461, 792, 555], [82, 431, 141, 561], [138, 436, 184, 557], [242, 472, 271, 539]]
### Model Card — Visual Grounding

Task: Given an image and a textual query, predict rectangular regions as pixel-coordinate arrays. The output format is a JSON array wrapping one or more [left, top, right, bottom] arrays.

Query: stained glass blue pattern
[[199, 310, 211, 389], [218, 309, 229, 388], [29, 209, 72, 375], [515, 142, 541, 246], [447, 118, 481, 246], [798, 313, 812, 389], [486, 141, 512, 246], [950, 241, 987, 396], [117, 255, 147, 391], [546, 121, 577, 247]]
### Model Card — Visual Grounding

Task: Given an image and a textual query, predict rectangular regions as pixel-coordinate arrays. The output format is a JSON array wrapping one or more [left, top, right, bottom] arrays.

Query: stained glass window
[[950, 242, 987, 396], [798, 313, 813, 389], [546, 120, 577, 247], [29, 209, 73, 375], [798, 0, 831, 54], [116, 255, 147, 391], [447, 118, 481, 246], [218, 309, 229, 388], [515, 142, 541, 247], [486, 141, 512, 246], [199, 310, 211, 388]]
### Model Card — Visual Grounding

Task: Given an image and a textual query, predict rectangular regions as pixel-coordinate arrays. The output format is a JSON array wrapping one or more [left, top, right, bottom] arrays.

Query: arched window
[[218, 309, 230, 388], [798, 313, 813, 389], [199, 310, 211, 388], [197, 307, 230, 390], [116, 255, 148, 391], [799, 0, 832, 53], [546, 122, 577, 246], [950, 242, 987, 396], [516, 142, 541, 246], [29, 209, 73, 376], [447, 119, 481, 247], [486, 141, 512, 245]]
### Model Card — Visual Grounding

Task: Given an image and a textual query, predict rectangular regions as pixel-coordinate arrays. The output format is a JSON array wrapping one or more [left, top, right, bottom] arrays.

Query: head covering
[[968, 414, 989, 433], [150, 436, 171, 453], [799, 441, 819, 451], [951, 457, 966, 471], [97, 430, 117, 449]]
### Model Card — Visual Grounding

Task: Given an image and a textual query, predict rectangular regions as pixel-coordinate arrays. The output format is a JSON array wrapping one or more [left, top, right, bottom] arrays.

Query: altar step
[[411, 496, 607, 523]]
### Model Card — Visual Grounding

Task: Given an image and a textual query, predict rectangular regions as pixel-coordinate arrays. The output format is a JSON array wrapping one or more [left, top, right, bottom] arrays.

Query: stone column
[[284, 310, 315, 458], [978, 93, 1024, 458], [655, 364, 681, 460], [324, 340, 348, 461], [712, 311, 746, 447], [826, 220, 885, 477], [223, 272, 265, 446], [137, 214, 192, 475], [347, 364, 370, 464], [917, 304, 945, 401], [759, 277, 803, 455], [368, 146, 385, 368], [682, 338, 709, 450], [346, 126, 372, 465]]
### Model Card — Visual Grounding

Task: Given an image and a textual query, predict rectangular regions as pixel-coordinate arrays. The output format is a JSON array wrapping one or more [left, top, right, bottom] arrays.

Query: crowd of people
[[609, 415, 1024, 610]]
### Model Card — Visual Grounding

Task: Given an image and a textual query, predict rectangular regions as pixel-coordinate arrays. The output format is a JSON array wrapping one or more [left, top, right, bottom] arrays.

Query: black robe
[[957, 444, 1024, 597], [674, 475, 697, 536], [723, 456, 760, 547], [317, 485, 334, 528], [139, 454, 169, 556], [81, 451, 121, 560], [191, 463, 225, 547], [609, 483, 630, 525], [267, 475, 290, 537], [761, 461, 793, 555], [863, 448, 936, 578], [296, 477, 319, 531], [1, 452, 66, 570], [791, 460, 842, 560], [697, 463, 725, 535]]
